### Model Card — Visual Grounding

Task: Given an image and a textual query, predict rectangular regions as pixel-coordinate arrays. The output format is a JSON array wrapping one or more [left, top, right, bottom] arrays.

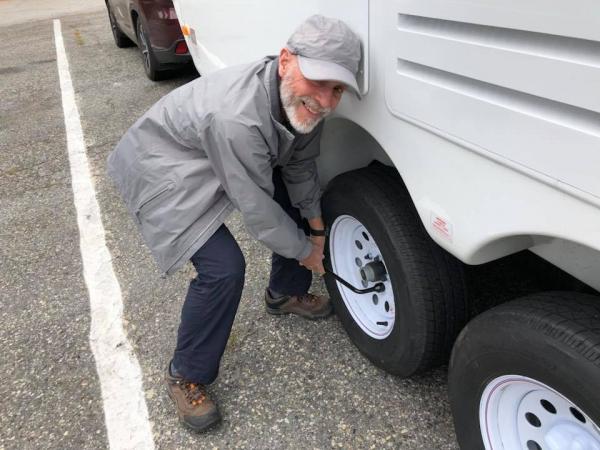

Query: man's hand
[[300, 242, 325, 275], [310, 234, 325, 250]]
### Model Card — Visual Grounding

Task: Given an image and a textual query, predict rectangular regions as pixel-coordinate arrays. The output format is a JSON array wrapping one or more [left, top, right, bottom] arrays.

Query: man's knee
[[222, 249, 246, 283]]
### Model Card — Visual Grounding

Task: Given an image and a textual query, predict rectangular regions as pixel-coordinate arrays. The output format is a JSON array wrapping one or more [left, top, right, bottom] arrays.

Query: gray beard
[[279, 75, 330, 134]]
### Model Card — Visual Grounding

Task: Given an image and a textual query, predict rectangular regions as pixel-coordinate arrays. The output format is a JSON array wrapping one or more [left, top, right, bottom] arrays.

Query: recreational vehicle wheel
[[322, 165, 467, 376], [449, 293, 600, 449]]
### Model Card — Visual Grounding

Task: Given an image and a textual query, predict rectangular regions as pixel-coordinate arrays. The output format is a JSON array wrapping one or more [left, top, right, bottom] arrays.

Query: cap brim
[[297, 55, 361, 100]]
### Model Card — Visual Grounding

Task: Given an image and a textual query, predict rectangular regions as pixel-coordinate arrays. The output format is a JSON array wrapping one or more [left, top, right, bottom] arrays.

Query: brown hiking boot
[[265, 289, 332, 319], [165, 365, 221, 432]]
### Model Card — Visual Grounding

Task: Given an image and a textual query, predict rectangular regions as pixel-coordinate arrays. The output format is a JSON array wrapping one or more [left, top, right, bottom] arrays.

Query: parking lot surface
[[1, 4, 584, 450]]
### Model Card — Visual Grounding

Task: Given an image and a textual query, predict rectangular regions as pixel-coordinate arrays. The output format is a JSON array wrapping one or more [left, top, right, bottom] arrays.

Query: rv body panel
[[173, 0, 600, 291]]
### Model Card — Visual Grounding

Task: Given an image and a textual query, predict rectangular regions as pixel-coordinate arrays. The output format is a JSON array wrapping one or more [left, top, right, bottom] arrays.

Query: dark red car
[[105, 0, 191, 80]]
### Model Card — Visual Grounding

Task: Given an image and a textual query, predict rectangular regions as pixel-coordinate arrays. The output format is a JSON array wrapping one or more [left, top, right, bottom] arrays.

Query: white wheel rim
[[329, 215, 395, 339], [480, 375, 600, 450]]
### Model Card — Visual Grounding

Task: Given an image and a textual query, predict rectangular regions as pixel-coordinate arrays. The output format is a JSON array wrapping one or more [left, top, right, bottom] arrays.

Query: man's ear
[[279, 48, 291, 77]]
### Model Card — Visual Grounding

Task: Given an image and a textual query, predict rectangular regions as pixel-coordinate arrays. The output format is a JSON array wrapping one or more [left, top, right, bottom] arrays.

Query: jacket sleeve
[[281, 122, 323, 220], [201, 116, 312, 261]]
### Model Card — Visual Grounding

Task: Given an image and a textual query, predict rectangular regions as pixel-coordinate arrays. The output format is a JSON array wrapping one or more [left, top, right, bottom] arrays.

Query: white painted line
[[53, 19, 155, 450]]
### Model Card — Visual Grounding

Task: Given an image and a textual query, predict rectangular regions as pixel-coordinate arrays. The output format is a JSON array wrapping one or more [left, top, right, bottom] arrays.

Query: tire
[[322, 164, 467, 376], [106, 2, 133, 48], [448, 292, 600, 449], [136, 16, 162, 81]]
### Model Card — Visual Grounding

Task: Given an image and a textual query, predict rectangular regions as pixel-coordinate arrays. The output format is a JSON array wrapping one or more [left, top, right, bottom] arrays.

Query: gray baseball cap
[[286, 15, 362, 99]]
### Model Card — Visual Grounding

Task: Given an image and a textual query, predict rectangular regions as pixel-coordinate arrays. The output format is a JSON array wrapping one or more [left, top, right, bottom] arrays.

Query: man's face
[[279, 50, 345, 134]]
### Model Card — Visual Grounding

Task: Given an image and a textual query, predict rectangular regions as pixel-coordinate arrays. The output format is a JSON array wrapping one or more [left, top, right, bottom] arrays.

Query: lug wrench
[[323, 262, 385, 294]]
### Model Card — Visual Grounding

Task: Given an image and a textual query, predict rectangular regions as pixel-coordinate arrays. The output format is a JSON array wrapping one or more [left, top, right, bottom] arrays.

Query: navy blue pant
[[172, 168, 313, 384]]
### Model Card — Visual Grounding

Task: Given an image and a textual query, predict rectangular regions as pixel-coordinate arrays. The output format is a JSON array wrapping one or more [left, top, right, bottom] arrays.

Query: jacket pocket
[[134, 182, 174, 223]]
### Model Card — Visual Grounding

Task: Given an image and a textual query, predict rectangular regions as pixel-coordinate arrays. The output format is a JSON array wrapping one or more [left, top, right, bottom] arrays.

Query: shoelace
[[297, 293, 319, 304], [180, 381, 207, 407]]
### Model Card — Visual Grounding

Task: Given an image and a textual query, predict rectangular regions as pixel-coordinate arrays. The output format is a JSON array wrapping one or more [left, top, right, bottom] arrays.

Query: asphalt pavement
[[1, 5, 587, 450]]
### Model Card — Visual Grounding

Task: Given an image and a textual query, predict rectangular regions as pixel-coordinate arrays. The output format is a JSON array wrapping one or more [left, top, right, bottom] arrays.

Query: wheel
[[448, 292, 600, 450], [106, 2, 133, 48], [136, 16, 162, 81], [322, 164, 467, 376]]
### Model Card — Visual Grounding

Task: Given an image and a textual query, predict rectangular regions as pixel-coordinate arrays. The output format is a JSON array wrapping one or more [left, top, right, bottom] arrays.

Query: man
[[107, 15, 362, 432]]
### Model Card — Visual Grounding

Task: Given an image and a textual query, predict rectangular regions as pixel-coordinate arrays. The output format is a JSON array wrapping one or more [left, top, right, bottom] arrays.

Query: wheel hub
[[480, 375, 600, 450], [544, 423, 600, 450], [138, 25, 150, 69], [329, 215, 395, 339], [360, 261, 387, 283]]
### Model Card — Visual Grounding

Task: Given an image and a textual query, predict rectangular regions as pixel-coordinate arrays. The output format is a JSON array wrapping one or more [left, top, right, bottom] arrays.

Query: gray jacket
[[107, 57, 322, 275]]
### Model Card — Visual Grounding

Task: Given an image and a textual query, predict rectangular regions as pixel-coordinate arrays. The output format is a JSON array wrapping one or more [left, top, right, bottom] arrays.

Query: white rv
[[173, 1, 600, 447]]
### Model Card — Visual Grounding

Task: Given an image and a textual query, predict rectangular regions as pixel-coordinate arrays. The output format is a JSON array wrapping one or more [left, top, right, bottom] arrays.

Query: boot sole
[[265, 304, 333, 320]]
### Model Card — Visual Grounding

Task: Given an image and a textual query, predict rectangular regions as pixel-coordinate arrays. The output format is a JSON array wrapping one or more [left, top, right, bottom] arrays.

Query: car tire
[[322, 164, 467, 376], [106, 2, 133, 48], [136, 16, 162, 81], [448, 292, 600, 449]]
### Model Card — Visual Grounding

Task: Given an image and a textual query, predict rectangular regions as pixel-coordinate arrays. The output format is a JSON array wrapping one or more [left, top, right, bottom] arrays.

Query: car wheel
[[136, 16, 162, 81], [448, 292, 600, 449], [106, 2, 133, 48], [322, 164, 467, 376]]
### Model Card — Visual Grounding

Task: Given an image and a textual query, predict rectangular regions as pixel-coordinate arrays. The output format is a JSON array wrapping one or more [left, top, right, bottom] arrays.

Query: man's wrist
[[309, 227, 327, 237]]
